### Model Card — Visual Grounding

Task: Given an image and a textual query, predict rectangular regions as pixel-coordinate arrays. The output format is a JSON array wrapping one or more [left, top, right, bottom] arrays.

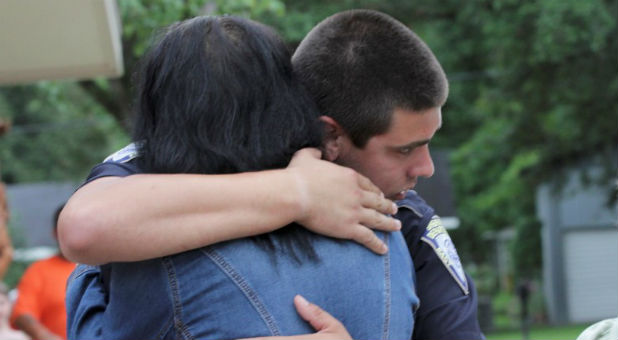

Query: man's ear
[[319, 115, 345, 161]]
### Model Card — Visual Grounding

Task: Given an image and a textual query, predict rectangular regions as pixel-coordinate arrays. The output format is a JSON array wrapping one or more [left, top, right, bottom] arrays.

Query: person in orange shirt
[[10, 205, 75, 340]]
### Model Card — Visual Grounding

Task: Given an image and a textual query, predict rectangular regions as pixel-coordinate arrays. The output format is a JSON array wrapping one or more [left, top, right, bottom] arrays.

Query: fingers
[[361, 190, 398, 216], [350, 225, 388, 254], [358, 206, 401, 232], [357, 174, 397, 216], [293, 295, 328, 330], [293, 295, 348, 336], [237, 296, 352, 340], [356, 173, 381, 195]]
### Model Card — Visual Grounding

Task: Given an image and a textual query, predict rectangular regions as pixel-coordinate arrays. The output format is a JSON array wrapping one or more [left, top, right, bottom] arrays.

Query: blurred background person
[[0, 119, 14, 281], [0, 181, 14, 280], [10, 205, 74, 340], [0, 282, 28, 340]]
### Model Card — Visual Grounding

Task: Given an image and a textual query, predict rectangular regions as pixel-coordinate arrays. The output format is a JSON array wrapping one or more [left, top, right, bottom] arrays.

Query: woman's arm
[[58, 149, 400, 265]]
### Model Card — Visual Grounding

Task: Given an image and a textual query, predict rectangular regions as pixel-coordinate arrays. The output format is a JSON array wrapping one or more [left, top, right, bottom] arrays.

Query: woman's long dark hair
[[132, 16, 323, 261]]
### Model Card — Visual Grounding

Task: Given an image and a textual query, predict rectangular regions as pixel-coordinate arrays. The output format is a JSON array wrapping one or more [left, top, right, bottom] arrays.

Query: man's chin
[[390, 191, 407, 201]]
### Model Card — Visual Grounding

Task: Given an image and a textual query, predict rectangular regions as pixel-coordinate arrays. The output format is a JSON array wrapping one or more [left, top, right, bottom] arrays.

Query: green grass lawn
[[486, 324, 589, 340]]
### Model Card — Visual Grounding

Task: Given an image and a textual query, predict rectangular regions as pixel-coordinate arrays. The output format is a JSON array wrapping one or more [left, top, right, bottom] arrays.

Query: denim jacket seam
[[382, 233, 391, 340], [201, 247, 281, 336], [162, 257, 195, 340], [156, 316, 175, 340]]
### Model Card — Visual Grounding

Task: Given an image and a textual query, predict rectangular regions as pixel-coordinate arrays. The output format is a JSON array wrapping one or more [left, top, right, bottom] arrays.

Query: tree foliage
[[0, 83, 128, 183], [434, 0, 618, 279]]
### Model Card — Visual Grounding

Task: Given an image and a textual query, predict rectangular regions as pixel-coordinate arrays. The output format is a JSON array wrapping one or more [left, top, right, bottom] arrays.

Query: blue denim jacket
[[67, 230, 418, 339]]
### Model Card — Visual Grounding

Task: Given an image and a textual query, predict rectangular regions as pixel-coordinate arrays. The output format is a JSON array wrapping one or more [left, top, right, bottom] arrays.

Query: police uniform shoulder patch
[[103, 143, 138, 163], [421, 215, 469, 295]]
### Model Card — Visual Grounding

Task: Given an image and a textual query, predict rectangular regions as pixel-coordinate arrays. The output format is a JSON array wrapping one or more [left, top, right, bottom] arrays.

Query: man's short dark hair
[[293, 9, 449, 147]]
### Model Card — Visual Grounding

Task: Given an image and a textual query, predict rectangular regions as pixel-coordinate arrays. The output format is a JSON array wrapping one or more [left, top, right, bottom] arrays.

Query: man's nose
[[408, 146, 434, 178]]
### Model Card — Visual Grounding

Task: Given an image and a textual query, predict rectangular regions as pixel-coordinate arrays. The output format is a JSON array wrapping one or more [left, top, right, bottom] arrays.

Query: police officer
[[292, 10, 483, 338]]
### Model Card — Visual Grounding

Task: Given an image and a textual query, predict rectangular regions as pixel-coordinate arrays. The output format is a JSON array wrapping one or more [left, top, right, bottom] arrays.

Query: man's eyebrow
[[394, 138, 432, 149], [394, 122, 442, 149]]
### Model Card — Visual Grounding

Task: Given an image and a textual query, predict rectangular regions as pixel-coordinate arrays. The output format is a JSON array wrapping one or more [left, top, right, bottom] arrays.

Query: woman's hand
[[288, 148, 400, 254]]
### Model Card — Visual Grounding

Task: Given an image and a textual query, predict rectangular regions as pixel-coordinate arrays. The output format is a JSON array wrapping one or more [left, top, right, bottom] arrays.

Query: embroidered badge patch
[[421, 215, 469, 295], [103, 143, 138, 163]]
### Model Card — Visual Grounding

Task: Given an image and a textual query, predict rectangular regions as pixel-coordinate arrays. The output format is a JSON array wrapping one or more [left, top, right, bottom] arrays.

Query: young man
[[292, 10, 483, 340], [59, 9, 482, 340]]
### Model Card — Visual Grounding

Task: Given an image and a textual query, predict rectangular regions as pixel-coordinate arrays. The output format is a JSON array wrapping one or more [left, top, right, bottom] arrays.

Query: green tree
[[438, 0, 618, 280], [0, 83, 128, 183]]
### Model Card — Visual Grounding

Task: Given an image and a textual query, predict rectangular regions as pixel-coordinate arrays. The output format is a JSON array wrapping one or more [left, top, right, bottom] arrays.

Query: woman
[[66, 15, 417, 339]]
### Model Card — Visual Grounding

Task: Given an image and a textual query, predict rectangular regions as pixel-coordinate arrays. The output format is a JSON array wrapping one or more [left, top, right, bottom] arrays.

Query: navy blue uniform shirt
[[396, 191, 484, 340]]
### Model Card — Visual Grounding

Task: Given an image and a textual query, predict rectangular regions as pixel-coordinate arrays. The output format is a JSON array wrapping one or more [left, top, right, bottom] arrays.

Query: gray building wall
[[537, 164, 617, 324], [6, 181, 78, 249]]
